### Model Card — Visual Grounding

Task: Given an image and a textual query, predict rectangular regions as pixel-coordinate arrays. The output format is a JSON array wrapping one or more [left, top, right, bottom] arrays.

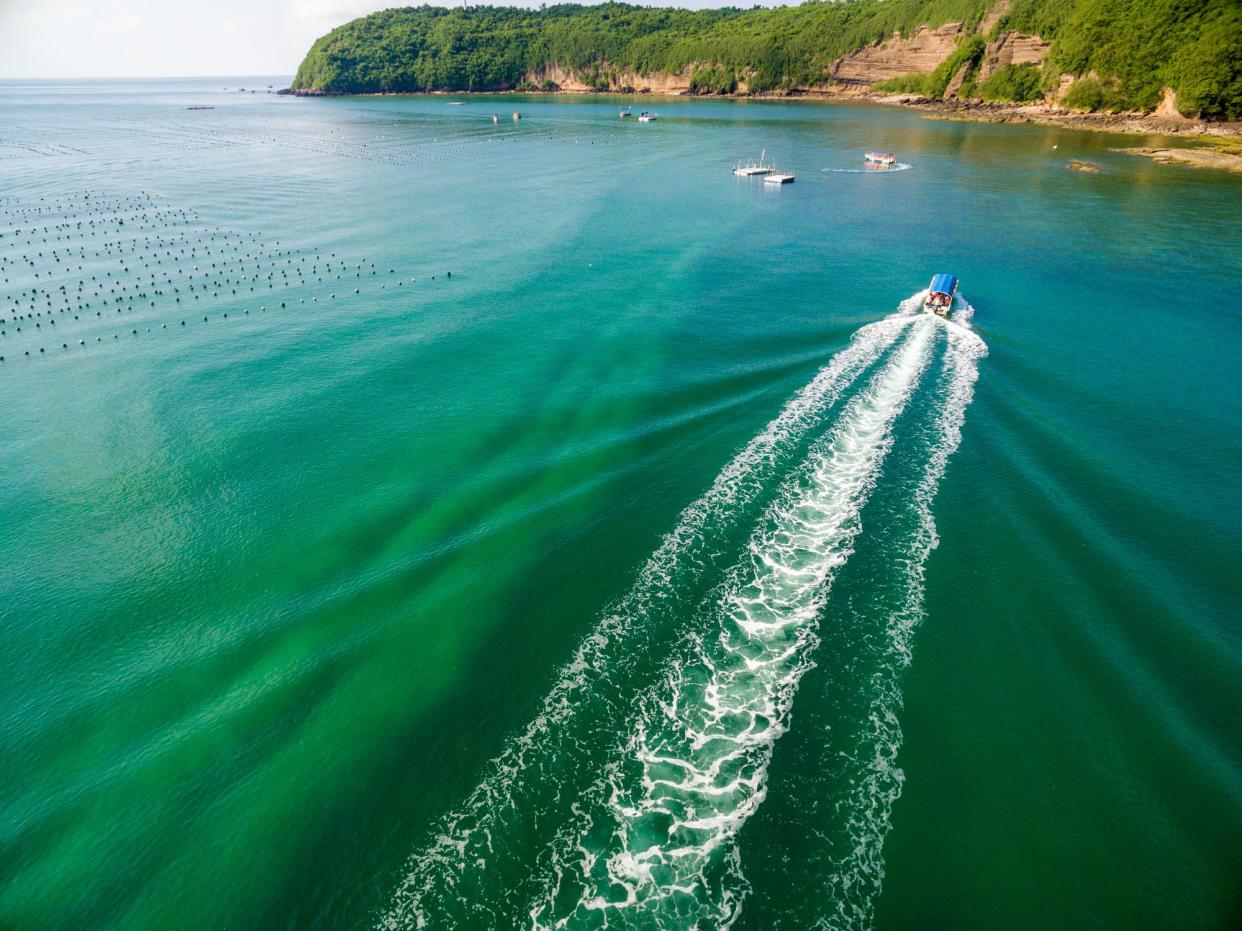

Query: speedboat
[[638, 111, 657, 122], [923, 274, 958, 315], [865, 151, 897, 166], [619, 106, 632, 118]]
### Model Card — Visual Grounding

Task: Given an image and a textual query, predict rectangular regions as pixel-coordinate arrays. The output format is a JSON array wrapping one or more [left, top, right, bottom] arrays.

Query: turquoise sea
[[1, 78, 1240, 930]]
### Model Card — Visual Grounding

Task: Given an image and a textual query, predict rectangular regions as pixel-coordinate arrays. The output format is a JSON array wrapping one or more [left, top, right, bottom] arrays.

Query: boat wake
[[380, 299, 984, 930], [822, 163, 913, 174]]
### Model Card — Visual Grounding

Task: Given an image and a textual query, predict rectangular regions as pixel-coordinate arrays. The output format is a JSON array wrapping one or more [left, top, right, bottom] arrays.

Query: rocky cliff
[[976, 31, 1051, 83], [290, 0, 1242, 119], [828, 23, 966, 86]]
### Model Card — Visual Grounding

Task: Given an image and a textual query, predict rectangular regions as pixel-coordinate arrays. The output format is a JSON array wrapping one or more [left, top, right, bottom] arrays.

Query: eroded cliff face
[[525, 3, 1055, 100], [524, 64, 693, 95], [976, 31, 1051, 83], [978, 0, 1011, 35], [828, 23, 966, 85], [826, 19, 1050, 92]]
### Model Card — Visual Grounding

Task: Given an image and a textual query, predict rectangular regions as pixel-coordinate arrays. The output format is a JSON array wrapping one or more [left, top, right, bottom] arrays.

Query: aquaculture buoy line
[[0, 124, 88, 159], [0, 190, 458, 365]]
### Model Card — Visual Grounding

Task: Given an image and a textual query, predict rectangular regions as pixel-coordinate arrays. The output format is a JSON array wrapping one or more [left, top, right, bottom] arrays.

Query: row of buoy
[[2, 189, 464, 367], [2, 267, 452, 338], [0, 266, 455, 362]]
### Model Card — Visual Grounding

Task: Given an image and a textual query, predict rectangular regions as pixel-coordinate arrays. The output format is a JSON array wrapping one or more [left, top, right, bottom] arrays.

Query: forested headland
[[291, 0, 1242, 120]]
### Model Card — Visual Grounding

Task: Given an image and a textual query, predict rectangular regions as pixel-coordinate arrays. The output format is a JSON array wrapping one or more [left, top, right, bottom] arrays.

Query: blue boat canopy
[[929, 273, 958, 296]]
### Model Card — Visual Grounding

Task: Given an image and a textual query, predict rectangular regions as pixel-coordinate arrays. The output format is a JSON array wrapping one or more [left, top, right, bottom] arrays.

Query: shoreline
[[287, 85, 1241, 137], [865, 93, 1242, 139], [285, 85, 1242, 169]]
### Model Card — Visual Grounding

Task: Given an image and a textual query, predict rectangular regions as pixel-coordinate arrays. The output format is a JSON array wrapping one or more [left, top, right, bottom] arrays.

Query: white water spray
[[381, 310, 917, 930], [817, 317, 986, 930], [382, 302, 986, 931], [822, 163, 914, 174], [529, 319, 938, 927]]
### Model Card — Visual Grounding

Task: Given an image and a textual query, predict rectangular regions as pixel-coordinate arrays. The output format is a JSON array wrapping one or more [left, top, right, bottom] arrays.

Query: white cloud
[[287, 0, 400, 42], [0, 0, 786, 79], [289, 0, 397, 24]]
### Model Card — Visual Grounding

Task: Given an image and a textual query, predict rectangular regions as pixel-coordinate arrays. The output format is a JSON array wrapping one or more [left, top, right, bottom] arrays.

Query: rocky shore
[[283, 82, 1242, 155], [1115, 145, 1242, 174], [864, 92, 1242, 140]]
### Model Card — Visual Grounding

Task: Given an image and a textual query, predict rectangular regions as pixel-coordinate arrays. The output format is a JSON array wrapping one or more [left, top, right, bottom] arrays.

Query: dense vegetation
[[292, 0, 1242, 118]]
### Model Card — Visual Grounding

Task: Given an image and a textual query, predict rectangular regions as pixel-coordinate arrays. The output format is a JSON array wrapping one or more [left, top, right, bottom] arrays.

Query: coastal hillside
[[291, 0, 1242, 119]]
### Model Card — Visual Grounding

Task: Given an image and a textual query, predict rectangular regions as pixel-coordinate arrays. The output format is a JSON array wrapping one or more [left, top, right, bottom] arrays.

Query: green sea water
[[1, 79, 1240, 930]]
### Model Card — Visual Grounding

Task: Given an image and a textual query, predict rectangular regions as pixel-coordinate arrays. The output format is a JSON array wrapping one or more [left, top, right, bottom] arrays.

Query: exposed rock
[[1154, 86, 1192, 121], [1119, 146, 1242, 173], [1068, 159, 1102, 173], [828, 22, 965, 85], [977, 31, 1051, 82], [523, 63, 692, 94], [524, 64, 592, 93], [1054, 72, 1077, 102], [978, 0, 1011, 36], [944, 62, 972, 99], [630, 69, 693, 95]]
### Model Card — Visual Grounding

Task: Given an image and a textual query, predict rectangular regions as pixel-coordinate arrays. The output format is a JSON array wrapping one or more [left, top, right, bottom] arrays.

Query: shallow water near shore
[[1, 79, 1240, 930]]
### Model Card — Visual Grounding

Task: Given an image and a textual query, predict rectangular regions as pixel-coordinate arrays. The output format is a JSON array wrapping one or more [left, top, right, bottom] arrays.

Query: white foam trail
[[381, 308, 919, 930], [822, 164, 914, 174], [951, 294, 976, 327], [817, 318, 985, 930], [530, 319, 938, 928]]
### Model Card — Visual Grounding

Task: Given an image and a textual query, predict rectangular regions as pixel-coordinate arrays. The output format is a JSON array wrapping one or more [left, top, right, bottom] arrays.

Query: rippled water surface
[[1, 78, 1240, 930]]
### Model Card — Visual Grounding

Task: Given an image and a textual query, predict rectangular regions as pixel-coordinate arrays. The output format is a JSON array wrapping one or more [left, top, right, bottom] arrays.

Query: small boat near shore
[[638, 111, 657, 122], [763, 168, 795, 184], [733, 149, 774, 176], [619, 106, 632, 118], [924, 273, 958, 315], [865, 150, 897, 167]]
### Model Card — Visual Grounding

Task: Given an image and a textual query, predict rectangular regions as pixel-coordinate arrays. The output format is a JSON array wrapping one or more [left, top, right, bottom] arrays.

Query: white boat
[[638, 111, 657, 122], [763, 169, 795, 184], [733, 148, 774, 176], [619, 106, 632, 118], [865, 150, 897, 166]]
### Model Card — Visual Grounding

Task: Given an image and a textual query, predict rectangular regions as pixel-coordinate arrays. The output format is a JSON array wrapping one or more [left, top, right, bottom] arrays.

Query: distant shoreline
[[283, 85, 1242, 150]]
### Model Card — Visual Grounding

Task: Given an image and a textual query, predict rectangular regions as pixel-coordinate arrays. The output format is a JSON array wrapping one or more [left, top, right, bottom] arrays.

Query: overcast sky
[[0, 0, 781, 79]]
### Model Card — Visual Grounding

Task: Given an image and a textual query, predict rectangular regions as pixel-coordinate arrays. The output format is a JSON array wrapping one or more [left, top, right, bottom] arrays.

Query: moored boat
[[923, 273, 958, 315], [763, 167, 795, 184], [865, 150, 897, 166], [638, 111, 657, 122], [619, 106, 632, 118], [733, 148, 774, 176]]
